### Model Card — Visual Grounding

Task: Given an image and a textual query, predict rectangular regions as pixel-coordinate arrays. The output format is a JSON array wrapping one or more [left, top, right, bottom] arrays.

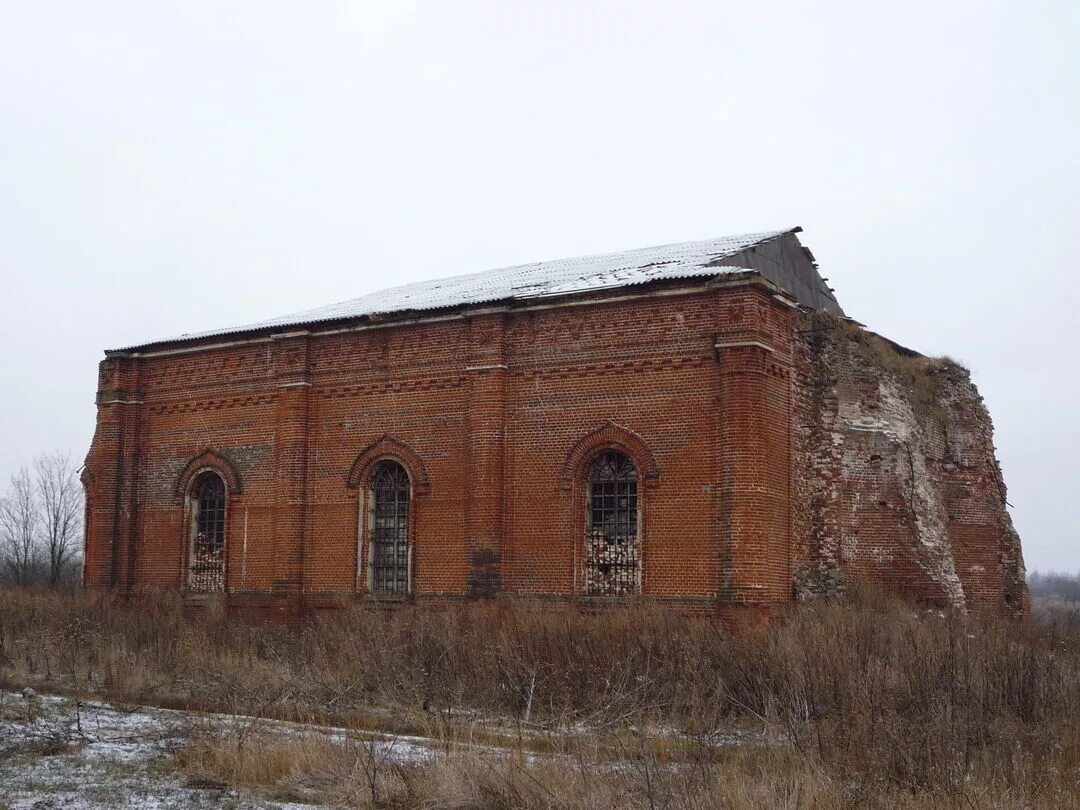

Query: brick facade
[[83, 272, 1027, 619]]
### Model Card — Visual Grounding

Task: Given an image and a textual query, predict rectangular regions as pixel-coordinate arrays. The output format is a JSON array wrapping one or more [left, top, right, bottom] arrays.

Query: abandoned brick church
[[83, 228, 1028, 620]]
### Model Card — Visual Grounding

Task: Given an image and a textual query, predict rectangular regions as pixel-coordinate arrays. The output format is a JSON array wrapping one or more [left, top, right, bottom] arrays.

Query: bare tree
[[0, 467, 42, 586], [35, 451, 83, 586]]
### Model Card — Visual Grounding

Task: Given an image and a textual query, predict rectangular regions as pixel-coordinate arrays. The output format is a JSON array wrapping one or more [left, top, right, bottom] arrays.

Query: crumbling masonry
[[792, 315, 1027, 614]]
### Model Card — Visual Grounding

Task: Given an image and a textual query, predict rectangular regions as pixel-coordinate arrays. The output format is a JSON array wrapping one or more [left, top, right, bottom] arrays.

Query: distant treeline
[[1028, 570, 1080, 603]]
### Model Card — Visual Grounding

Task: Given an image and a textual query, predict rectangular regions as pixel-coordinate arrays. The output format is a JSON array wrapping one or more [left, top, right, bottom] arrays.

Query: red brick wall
[[83, 285, 1025, 618], [84, 280, 799, 615]]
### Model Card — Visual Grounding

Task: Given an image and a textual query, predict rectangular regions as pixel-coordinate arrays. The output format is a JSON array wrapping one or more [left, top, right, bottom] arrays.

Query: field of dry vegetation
[[0, 589, 1078, 809]]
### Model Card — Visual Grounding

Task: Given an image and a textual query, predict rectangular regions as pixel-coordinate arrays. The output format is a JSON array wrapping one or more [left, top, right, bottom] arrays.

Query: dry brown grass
[[173, 723, 1079, 809], [176, 727, 833, 810], [1, 587, 1078, 807]]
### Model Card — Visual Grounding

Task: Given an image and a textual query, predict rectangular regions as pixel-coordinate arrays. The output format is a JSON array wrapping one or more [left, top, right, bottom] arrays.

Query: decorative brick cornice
[[319, 376, 467, 400], [175, 449, 244, 497], [148, 394, 277, 416], [346, 435, 431, 494], [558, 421, 660, 491], [522, 356, 707, 382]]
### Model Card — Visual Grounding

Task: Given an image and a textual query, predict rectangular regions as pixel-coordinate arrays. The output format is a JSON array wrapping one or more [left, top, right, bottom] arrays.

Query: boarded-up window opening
[[371, 461, 411, 595], [189, 471, 226, 593], [585, 451, 639, 596]]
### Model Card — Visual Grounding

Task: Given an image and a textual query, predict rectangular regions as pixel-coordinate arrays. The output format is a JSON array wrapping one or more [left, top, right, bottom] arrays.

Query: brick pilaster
[[715, 288, 795, 607], [270, 332, 312, 599], [85, 355, 143, 589], [464, 315, 507, 597]]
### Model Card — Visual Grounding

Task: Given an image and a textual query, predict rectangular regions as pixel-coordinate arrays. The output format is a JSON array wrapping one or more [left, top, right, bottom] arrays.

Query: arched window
[[585, 451, 639, 596], [189, 471, 226, 593], [369, 460, 411, 595]]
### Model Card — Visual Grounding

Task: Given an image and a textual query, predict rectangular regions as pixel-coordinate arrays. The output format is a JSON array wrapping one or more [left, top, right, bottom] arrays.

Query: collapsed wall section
[[793, 313, 1028, 615]]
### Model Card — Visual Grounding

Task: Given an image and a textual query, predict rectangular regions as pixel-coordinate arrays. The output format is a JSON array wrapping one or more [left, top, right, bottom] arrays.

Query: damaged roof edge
[[107, 269, 778, 356], [108, 227, 839, 355]]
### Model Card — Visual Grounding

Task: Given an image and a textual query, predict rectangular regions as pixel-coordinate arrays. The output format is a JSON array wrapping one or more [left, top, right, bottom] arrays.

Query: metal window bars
[[371, 461, 410, 595], [585, 451, 640, 596], [189, 472, 226, 593]]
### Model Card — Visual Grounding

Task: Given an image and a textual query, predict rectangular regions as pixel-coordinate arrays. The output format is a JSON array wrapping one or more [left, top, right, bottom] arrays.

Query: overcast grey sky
[[1, 2, 1077, 571]]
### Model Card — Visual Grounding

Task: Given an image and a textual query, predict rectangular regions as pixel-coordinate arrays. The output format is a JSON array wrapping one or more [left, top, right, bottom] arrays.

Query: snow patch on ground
[[0, 690, 771, 806], [0, 691, 331, 808]]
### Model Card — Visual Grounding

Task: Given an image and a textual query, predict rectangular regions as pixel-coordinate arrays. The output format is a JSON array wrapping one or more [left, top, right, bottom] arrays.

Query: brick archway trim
[[175, 449, 243, 497], [558, 421, 660, 491], [347, 435, 431, 494]]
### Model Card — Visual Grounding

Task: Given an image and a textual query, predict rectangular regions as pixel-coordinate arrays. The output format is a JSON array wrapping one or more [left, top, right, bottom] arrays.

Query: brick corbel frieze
[[174, 449, 245, 497], [558, 421, 661, 492], [346, 434, 431, 495]]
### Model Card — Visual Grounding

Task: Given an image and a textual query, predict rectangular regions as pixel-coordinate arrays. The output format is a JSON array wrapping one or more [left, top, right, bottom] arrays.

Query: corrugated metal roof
[[115, 229, 797, 351]]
